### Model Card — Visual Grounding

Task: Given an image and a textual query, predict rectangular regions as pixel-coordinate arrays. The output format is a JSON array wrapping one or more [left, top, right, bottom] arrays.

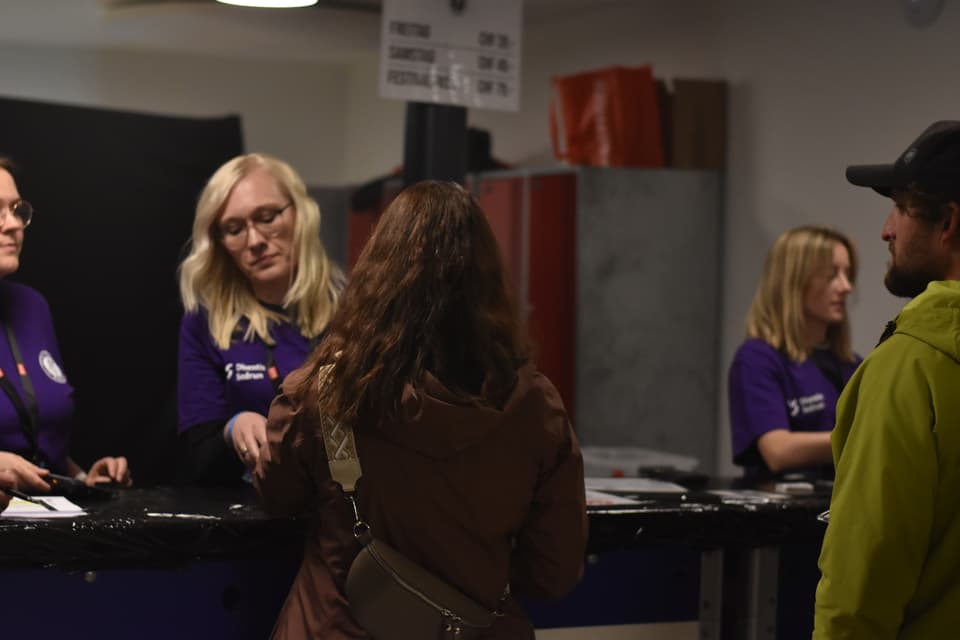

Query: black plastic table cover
[[0, 483, 831, 571]]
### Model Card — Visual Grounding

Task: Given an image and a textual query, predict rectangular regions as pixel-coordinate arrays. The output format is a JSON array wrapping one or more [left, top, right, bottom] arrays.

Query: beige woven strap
[[321, 414, 362, 492], [317, 364, 363, 492]]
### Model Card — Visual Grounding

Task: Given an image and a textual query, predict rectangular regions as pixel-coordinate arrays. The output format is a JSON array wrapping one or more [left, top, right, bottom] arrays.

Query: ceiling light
[[216, 0, 319, 7]]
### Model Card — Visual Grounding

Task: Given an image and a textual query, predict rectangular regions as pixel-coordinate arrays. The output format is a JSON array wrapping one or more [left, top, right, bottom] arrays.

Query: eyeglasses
[[0, 200, 33, 229], [218, 203, 291, 250]]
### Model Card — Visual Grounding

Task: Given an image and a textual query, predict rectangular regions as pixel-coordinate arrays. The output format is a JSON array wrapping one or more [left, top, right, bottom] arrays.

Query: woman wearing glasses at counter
[[729, 226, 861, 480], [0, 157, 131, 490], [177, 153, 343, 486]]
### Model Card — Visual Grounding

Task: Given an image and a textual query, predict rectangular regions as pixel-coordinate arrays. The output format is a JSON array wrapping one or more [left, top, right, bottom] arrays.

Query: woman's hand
[[225, 412, 268, 468], [0, 469, 19, 512], [86, 457, 133, 486], [0, 451, 50, 491]]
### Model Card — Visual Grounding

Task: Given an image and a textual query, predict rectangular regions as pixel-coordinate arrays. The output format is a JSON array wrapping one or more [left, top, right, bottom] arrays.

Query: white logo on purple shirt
[[226, 362, 266, 381], [38, 350, 67, 384], [786, 393, 825, 416]]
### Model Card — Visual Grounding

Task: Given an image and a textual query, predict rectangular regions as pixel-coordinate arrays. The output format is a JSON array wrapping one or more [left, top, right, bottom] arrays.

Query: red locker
[[476, 171, 577, 419], [346, 183, 403, 269], [346, 209, 379, 269]]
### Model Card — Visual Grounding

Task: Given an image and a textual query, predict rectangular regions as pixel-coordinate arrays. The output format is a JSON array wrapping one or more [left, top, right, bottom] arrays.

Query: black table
[[0, 486, 302, 570], [0, 482, 830, 639]]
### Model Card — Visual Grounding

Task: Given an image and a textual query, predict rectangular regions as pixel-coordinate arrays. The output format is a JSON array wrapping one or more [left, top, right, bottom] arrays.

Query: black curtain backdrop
[[0, 96, 243, 486]]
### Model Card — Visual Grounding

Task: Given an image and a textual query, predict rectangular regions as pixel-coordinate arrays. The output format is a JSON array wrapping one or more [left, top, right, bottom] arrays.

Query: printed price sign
[[379, 0, 522, 112]]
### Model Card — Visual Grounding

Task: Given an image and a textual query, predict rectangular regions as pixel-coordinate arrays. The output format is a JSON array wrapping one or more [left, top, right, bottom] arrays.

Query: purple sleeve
[[177, 311, 229, 433], [728, 340, 790, 462], [0, 282, 75, 472]]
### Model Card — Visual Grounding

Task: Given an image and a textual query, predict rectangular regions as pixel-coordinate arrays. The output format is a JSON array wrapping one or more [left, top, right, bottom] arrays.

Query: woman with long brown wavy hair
[[255, 180, 588, 639]]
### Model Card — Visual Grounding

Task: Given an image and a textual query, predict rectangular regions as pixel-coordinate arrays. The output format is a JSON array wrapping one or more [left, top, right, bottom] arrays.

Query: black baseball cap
[[846, 121, 960, 200]]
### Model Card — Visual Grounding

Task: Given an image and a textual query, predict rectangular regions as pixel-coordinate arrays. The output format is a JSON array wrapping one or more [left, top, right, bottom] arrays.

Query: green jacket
[[814, 280, 960, 638]]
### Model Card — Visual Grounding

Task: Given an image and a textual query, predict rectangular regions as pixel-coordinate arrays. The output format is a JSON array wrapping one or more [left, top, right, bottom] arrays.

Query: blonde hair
[[746, 226, 857, 363], [178, 153, 342, 349]]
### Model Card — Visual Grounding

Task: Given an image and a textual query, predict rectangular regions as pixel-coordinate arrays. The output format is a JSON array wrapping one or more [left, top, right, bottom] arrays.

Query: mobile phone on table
[[43, 473, 116, 500]]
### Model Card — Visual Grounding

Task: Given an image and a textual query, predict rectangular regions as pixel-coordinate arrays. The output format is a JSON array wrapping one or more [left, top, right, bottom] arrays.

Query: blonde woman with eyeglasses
[[0, 157, 131, 490], [177, 153, 343, 486]]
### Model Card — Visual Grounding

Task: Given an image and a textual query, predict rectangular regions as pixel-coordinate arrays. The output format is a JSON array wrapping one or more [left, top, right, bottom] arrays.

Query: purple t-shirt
[[177, 309, 315, 433], [0, 281, 74, 472], [728, 338, 860, 477]]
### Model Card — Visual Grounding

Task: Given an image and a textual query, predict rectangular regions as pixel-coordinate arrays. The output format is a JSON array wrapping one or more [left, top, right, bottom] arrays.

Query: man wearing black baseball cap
[[814, 122, 960, 638]]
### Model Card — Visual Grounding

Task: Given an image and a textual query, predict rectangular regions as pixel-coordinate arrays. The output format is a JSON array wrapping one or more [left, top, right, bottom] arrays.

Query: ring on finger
[[240, 446, 249, 455]]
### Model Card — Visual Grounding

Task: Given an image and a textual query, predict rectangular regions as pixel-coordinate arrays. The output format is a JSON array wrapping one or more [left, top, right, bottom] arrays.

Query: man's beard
[[885, 263, 937, 298]]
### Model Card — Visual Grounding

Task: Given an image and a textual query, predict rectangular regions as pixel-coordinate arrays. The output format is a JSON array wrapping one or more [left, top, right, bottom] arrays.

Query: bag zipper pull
[[441, 610, 463, 638]]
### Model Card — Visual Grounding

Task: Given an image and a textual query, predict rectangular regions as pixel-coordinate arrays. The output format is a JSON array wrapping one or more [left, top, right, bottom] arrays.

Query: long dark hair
[[300, 180, 528, 426]]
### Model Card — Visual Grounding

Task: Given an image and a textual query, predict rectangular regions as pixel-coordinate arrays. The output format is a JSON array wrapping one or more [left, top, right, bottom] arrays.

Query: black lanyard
[[0, 321, 43, 464], [809, 348, 846, 394], [261, 333, 322, 396], [235, 314, 321, 396], [262, 342, 283, 396]]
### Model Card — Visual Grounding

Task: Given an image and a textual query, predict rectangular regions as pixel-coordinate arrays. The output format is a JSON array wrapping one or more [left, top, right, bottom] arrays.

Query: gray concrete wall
[[575, 168, 721, 472]]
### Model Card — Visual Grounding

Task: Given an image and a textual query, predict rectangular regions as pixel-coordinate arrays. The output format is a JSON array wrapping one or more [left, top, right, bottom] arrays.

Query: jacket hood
[[894, 280, 960, 362], [374, 362, 546, 460]]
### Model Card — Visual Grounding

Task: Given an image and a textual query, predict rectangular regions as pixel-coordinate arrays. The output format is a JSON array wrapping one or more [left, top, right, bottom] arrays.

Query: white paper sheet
[[707, 489, 791, 504], [585, 477, 688, 494], [1, 495, 87, 518], [585, 490, 643, 506]]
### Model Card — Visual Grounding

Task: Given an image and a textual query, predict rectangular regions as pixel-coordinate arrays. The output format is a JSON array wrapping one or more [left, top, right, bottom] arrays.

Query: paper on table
[[1, 495, 87, 518], [585, 477, 688, 494], [708, 489, 791, 503], [585, 489, 642, 506]]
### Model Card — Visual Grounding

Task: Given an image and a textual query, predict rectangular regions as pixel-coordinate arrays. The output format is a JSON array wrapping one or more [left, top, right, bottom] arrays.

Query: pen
[[145, 512, 220, 520], [3, 487, 57, 511]]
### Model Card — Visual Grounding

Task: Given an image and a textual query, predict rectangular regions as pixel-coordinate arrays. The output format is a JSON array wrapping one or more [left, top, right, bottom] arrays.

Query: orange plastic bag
[[549, 65, 665, 167]]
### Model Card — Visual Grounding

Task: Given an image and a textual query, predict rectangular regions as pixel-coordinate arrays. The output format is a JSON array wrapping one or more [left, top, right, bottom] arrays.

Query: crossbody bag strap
[[315, 368, 369, 543], [314, 365, 508, 615], [320, 413, 363, 492], [316, 364, 363, 492]]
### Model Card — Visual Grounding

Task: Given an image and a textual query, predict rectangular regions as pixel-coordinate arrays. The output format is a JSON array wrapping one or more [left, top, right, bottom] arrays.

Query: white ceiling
[[0, 0, 625, 63]]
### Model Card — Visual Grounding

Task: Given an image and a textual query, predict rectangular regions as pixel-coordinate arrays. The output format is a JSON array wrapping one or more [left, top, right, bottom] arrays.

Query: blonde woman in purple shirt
[[177, 153, 342, 486], [728, 226, 861, 479]]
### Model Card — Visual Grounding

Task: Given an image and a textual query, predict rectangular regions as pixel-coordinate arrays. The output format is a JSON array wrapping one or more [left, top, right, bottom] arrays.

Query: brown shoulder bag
[[318, 412, 505, 639]]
